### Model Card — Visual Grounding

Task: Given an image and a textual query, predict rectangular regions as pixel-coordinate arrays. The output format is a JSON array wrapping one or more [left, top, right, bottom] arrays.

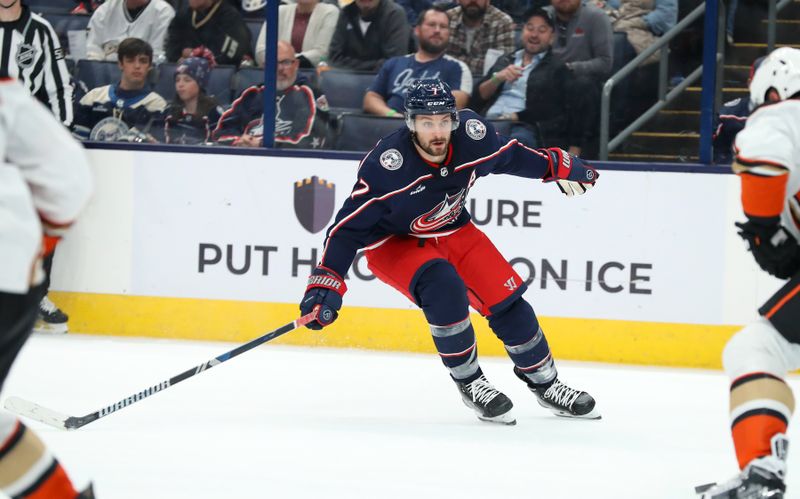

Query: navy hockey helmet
[[404, 79, 460, 132]]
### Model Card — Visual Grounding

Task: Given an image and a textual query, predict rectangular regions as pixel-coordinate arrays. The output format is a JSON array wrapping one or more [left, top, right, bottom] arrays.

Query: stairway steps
[[722, 65, 751, 87], [609, 152, 700, 163], [666, 87, 749, 111], [725, 43, 800, 65], [640, 110, 700, 132], [613, 3, 798, 163], [620, 132, 699, 158]]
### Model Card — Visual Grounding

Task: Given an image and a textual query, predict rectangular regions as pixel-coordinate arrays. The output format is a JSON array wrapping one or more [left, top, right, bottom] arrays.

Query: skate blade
[[33, 321, 68, 334], [461, 399, 516, 425], [539, 401, 602, 420], [477, 412, 517, 425], [694, 482, 716, 493]]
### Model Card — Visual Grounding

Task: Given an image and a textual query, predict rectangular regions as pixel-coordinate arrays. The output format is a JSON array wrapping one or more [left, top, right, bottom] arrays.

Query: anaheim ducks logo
[[410, 189, 466, 234]]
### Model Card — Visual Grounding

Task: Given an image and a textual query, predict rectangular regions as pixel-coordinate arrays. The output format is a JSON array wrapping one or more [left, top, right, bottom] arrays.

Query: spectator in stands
[[254, 0, 339, 68], [73, 38, 168, 141], [601, 0, 676, 69], [161, 51, 223, 143], [214, 40, 330, 148], [165, 0, 253, 67], [396, 0, 433, 25], [328, 0, 411, 71], [713, 56, 764, 164], [364, 6, 471, 117], [87, 0, 175, 62], [445, 0, 515, 76], [71, 0, 103, 15], [0, 0, 73, 125], [547, 0, 612, 156], [472, 8, 574, 150]]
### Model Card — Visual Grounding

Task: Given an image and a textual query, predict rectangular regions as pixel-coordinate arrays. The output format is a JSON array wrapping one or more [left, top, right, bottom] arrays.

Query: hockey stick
[[3, 311, 318, 430]]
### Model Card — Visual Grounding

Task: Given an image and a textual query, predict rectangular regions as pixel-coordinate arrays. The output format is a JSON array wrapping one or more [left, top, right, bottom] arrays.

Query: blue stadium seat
[[319, 70, 376, 111], [156, 63, 236, 106], [232, 67, 264, 97], [75, 59, 120, 93], [334, 113, 404, 152], [42, 13, 90, 53], [297, 68, 318, 89], [246, 20, 262, 54], [28, 0, 72, 14]]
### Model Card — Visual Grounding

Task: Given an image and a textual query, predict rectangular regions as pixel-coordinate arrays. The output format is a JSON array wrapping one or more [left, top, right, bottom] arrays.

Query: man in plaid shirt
[[446, 0, 515, 76]]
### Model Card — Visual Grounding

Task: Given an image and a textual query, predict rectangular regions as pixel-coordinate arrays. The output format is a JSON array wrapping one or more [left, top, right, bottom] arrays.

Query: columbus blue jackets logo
[[465, 119, 486, 140], [89, 117, 130, 142], [294, 176, 336, 234], [410, 189, 465, 233], [380, 149, 403, 171]]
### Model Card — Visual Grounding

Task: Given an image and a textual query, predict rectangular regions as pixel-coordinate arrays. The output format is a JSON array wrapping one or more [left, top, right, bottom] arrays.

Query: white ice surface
[[3, 334, 800, 499]]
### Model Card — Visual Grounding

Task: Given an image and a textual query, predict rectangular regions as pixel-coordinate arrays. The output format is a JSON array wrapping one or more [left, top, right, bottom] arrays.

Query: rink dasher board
[[46, 149, 780, 368]]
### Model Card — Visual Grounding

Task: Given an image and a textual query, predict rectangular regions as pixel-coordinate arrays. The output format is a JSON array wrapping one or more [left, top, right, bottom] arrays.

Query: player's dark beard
[[413, 133, 450, 159]]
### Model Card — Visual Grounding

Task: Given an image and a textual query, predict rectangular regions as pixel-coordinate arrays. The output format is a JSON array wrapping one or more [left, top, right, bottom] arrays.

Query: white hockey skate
[[456, 374, 516, 425], [697, 434, 788, 499]]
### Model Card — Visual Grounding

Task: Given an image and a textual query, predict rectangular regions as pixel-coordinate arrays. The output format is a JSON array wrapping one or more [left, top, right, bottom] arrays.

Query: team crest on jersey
[[410, 189, 466, 233], [90, 117, 130, 142], [465, 119, 486, 140], [380, 149, 403, 171], [294, 176, 336, 234], [15, 43, 38, 69]]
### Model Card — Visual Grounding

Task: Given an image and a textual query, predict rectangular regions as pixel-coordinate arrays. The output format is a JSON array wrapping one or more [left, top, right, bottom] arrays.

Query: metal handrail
[[768, 0, 794, 53], [599, 3, 706, 160]]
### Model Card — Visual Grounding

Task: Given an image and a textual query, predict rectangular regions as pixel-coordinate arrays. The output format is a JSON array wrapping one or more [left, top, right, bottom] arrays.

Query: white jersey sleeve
[[734, 100, 800, 239], [734, 100, 800, 173], [0, 80, 92, 293]]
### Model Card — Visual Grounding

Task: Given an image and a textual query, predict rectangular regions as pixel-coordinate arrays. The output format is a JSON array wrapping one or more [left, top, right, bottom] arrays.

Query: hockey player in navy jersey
[[300, 79, 600, 425]]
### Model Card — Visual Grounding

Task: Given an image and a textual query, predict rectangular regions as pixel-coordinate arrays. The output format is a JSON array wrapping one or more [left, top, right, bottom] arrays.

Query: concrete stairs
[[609, 0, 800, 163]]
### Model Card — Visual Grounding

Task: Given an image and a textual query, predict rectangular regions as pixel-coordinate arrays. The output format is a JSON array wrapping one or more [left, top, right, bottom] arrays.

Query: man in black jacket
[[329, 0, 411, 72], [472, 8, 584, 154], [166, 0, 253, 66]]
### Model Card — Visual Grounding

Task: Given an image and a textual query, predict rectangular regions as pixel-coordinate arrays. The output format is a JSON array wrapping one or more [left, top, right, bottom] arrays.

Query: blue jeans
[[727, 0, 738, 35]]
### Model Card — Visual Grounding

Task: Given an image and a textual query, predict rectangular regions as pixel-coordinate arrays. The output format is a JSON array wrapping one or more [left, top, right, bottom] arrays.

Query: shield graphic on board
[[294, 176, 336, 234]]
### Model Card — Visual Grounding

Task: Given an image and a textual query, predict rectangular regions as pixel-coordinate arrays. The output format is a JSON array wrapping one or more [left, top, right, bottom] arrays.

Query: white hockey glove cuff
[[555, 179, 595, 197]]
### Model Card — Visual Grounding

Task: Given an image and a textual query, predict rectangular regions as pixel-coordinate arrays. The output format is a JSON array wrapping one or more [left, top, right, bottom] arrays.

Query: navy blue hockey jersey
[[320, 109, 553, 278]]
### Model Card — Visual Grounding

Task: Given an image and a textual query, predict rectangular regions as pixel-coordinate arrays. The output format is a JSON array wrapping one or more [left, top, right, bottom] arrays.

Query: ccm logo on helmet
[[427, 101, 447, 106]]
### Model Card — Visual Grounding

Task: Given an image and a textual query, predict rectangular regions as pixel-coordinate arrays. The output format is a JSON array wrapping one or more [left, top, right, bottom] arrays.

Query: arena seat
[[319, 69, 376, 111], [75, 59, 120, 92], [334, 113, 403, 152]]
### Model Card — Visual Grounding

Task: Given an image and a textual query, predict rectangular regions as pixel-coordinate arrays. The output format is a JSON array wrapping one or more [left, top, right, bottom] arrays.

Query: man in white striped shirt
[[0, 1, 73, 125]]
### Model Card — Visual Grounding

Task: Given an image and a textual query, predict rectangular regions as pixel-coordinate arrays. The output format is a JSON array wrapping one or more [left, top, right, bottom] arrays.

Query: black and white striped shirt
[[0, 6, 73, 125]]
